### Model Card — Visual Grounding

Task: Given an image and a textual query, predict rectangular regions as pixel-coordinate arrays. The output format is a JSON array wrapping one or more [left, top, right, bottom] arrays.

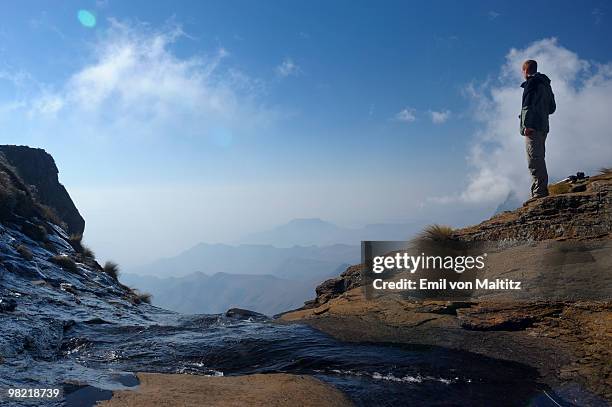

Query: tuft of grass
[[81, 244, 95, 259], [416, 224, 454, 243], [68, 234, 95, 259], [102, 261, 120, 280], [548, 183, 571, 196], [16, 244, 33, 261], [131, 290, 152, 305], [68, 233, 83, 250], [49, 254, 78, 272], [36, 204, 66, 229]]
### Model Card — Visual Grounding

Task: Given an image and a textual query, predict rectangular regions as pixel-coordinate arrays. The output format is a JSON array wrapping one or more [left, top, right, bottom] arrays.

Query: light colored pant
[[525, 131, 549, 198]]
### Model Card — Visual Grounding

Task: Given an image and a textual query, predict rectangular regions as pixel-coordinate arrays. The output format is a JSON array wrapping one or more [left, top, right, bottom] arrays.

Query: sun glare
[[77, 9, 96, 28]]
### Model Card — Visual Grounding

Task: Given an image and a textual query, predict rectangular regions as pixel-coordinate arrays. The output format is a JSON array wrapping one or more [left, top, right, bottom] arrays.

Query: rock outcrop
[[0, 145, 85, 235], [282, 170, 612, 405], [456, 170, 611, 242], [303, 264, 364, 309]]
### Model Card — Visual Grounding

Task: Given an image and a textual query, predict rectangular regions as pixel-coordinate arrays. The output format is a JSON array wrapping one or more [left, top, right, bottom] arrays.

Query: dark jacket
[[519, 72, 556, 135]]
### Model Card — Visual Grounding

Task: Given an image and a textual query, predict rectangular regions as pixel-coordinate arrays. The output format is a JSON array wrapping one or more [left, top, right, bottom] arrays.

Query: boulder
[[225, 308, 267, 321], [0, 298, 17, 312]]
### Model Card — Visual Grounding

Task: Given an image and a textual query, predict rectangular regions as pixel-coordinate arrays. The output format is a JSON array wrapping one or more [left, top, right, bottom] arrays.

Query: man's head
[[522, 60, 538, 80]]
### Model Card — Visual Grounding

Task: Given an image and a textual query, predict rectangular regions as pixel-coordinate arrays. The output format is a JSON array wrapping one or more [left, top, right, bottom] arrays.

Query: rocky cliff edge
[[0, 145, 85, 236], [282, 170, 612, 405]]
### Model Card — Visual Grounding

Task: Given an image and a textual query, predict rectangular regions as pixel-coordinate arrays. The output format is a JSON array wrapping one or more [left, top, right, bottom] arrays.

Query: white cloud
[[429, 109, 451, 124], [275, 58, 300, 77], [440, 38, 612, 204], [487, 11, 501, 20], [0, 20, 275, 141], [395, 107, 416, 123]]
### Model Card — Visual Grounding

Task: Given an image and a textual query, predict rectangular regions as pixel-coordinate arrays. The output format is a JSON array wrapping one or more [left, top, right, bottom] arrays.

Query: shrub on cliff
[[102, 261, 120, 280], [35, 204, 66, 229], [415, 224, 455, 243], [81, 245, 95, 259], [131, 290, 152, 305], [67, 234, 95, 260]]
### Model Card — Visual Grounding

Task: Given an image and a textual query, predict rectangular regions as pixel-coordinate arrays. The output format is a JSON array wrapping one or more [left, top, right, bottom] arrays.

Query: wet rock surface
[[225, 307, 268, 321]]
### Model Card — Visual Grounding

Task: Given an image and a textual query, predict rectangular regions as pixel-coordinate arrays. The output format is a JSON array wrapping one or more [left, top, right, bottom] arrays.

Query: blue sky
[[1, 1, 611, 266]]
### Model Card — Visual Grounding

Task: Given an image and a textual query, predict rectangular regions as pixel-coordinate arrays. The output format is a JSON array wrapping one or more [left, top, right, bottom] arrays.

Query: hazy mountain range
[[122, 218, 429, 314], [126, 241, 359, 280], [120, 271, 332, 315]]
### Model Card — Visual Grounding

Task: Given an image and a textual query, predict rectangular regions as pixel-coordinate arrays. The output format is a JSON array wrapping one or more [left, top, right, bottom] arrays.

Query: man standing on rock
[[520, 59, 556, 203]]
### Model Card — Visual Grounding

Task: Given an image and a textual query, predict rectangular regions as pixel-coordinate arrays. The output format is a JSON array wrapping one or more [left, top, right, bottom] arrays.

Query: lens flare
[[77, 10, 96, 28]]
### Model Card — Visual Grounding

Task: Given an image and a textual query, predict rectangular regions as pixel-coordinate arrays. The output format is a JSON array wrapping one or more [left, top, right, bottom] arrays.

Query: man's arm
[[521, 82, 538, 131], [548, 86, 556, 115]]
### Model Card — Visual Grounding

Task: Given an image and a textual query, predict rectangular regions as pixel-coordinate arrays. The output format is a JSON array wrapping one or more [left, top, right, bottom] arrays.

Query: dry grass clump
[[35, 204, 66, 229], [49, 254, 78, 272], [81, 244, 95, 259], [131, 290, 152, 305], [415, 224, 455, 243], [16, 244, 33, 261], [67, 233, 95, 259], [102, 261, 120, 280]]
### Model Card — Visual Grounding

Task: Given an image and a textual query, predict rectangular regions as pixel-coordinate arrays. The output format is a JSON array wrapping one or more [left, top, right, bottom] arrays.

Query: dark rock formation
[[0, 298, 17, 312], [304, 264, 364, 309], [225, 308, 268, 320], [0, 145, 85, 235]]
